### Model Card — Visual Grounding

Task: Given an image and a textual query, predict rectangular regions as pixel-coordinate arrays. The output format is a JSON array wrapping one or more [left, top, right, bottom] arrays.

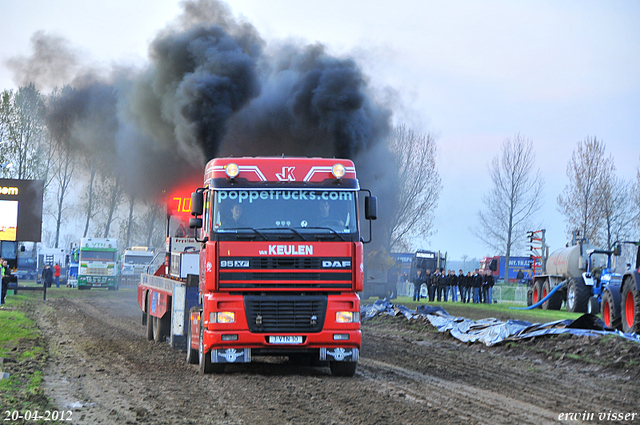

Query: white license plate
[[268, 336, 303, 344]]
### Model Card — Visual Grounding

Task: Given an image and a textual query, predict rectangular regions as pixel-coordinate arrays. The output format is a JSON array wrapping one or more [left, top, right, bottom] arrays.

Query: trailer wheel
[[199, 318, 224, 374], [146, 298, 154, 341], [186, 316, 198, 364], [533, 281, 544, 305], [567, 278, 589, 313], [330, 361, 357, 377], [621, 278, 640, 334], [601, 290, 621, 330], [542, 280, 562, 310]]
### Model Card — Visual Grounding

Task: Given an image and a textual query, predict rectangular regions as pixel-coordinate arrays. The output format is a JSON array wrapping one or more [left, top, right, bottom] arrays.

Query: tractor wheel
[[330, 361, 357, 377], [621, 278, 640, 334], [542, 280, 563, 310], [146, 298, 154, 341], [186, 315, 198, 364], [526, 288, 533, 307], [566, 278, 590, 313], [587, 296, 599, 315], [601, 290, 621, 330]]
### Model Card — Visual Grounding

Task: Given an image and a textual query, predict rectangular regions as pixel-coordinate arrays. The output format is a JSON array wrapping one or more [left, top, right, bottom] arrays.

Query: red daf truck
[[138, 157, 377, 376]]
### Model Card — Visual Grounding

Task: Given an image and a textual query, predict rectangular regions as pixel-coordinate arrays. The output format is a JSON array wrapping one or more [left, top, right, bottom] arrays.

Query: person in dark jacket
[[448, 270, 458, 302], [472, 269, 482, 303], [457, 269, 466, 303], [436, 268, 448, 302], [483, 270, 495, 304], [42, 265, 54, 288], [426, 269, 435, 302]]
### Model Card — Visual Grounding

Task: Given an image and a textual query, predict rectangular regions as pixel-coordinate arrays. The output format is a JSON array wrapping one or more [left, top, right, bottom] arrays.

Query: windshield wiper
[[259, 227, 308, 241], [219, 227, 267, 240], [300, 227, 345, 241]]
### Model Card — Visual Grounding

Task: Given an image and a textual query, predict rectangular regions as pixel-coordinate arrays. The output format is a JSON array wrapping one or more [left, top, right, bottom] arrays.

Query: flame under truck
[[137, 157, 377, 376]]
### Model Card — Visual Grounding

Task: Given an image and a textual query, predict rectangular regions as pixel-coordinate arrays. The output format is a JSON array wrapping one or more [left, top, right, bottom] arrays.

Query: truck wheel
[[186, 316, 198, 364], [621, 278, 640, 334], [526, 288, 533, 306], [330, 361, 357, 377], [153, 313, 169, 343], [541, 280, 562, 310], [566, 278, 589, 313], [601, 290, 621, 330], [146, 298, 154, 341], [199, 318, 224, 374]]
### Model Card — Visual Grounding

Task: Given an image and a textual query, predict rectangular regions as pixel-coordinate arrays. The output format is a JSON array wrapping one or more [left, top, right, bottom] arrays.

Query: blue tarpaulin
[[361, 300, 640, 346]]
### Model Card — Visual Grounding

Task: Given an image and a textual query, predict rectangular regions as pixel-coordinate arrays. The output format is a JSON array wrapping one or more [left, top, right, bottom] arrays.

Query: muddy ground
[[13, 290, 640, 424]]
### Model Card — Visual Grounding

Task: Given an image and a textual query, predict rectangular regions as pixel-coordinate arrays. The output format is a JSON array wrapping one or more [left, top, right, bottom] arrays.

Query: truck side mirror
[[191, 190, 204, 216], [365, 196, 377, 220], [489, 259, 497, 271], [613, 245, 622, 256], [189, 218, 203, 229]]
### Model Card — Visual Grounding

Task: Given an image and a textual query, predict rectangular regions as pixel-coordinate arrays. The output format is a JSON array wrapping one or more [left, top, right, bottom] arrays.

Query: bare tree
[[387, 124, 441, 251], [97, 172, 124, 238], [600, 175, 634, 249], [79, 153, 100, 237], [0, 85, 48, 179], [46, 86, 79, 248], [558, 137, 615, 246], [477, 134, 544, 282]]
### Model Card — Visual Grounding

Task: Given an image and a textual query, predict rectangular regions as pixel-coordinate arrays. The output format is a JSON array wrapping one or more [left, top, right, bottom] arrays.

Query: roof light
[[225, 163, 239, 178], [332, 163, 346, 179]]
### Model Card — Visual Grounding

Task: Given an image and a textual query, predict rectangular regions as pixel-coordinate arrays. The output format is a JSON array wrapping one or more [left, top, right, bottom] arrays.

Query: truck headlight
[[210, 312, 235, 324], [336, 311, 359, 323]]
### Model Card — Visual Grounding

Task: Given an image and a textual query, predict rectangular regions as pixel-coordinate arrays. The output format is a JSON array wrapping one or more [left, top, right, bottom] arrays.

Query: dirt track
[[32, 290, 640, 424]]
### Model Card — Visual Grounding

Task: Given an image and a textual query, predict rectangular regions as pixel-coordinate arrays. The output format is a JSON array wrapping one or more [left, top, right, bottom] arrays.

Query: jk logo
[[276, 166, 296, 181]]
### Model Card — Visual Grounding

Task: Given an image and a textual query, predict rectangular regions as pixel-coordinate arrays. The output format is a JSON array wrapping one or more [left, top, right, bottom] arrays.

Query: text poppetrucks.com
[[558, 411, 638, 421]]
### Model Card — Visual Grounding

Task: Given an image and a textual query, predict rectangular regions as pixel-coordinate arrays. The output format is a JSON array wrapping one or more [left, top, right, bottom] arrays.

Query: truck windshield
[[125, 255, 152, 264], [213, 189, 358, 235], [80, 251, 116, 262]]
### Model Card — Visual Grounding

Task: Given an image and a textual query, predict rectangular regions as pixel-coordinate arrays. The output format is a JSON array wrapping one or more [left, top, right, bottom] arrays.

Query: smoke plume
[[9, 0, 397, 237]]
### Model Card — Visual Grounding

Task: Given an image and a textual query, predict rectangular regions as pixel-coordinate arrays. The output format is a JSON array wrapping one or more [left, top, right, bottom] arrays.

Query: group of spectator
[[412, 268, 495, 304]]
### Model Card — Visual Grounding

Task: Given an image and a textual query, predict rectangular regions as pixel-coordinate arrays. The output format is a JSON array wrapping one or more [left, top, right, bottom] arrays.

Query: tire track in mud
[[358, 357, 559, 425]]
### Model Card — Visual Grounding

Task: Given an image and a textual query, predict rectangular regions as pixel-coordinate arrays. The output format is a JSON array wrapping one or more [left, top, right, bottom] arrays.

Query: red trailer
[[138, 157, 377, 376]]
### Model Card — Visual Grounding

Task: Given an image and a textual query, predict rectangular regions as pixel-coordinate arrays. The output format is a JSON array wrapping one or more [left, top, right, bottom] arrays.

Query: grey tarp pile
[[361, 300, 640, 346]]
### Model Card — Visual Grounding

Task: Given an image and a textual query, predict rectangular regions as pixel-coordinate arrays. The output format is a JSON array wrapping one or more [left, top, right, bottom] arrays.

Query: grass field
[[363, 295, 584, 324]]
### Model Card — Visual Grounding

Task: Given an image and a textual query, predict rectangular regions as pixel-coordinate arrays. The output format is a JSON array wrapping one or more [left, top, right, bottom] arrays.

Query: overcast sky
[[1, 0, 639, 260]]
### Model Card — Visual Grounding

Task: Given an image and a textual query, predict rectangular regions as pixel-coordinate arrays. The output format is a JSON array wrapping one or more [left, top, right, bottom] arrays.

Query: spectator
[[516, 269, 525, 286], [484, 270, 495, 304], [42, 265, 54, 288], [458, 269, 466, 303], [412, 269, 426, 302], [54, 263, 61, 288], [449, 270, 458, 302], [425, 269, 435, 302], [472, 269, 482, 303], [0, 257, 6, 306]]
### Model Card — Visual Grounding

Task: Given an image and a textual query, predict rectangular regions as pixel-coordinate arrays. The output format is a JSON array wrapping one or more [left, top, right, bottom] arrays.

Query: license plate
[[268, 336, 303, 344]]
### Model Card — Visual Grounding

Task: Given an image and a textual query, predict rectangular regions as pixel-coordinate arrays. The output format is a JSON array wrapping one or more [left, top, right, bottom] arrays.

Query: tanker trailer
[[528, 241, 611, 313]]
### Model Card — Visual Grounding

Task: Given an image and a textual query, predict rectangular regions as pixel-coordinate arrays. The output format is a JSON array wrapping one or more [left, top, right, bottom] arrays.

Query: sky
[[1, 0, 639, 260]]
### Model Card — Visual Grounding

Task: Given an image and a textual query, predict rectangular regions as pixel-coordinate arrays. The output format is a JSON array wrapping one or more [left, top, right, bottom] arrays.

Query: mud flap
[[320, 348, 359, 362], [212, 348, 252, 363]]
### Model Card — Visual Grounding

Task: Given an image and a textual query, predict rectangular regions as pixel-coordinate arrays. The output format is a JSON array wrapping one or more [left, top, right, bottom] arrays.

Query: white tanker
[[529, 241, 615, 313]]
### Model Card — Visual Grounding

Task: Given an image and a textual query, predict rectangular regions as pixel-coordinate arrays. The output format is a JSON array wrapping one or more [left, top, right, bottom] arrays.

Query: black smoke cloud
[[10, 0, 397, 230]]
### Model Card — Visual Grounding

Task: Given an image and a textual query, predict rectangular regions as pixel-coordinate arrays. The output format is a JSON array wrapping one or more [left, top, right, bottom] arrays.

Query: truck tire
[[566, 278, 589, 313], [526, 288, 533, 307], [330, 361, 357, 377], [621, 278, 640, 334], [542, 280, 562, 310], [146, 297, 154, 341], [186, 316, 198, 364], [199, 318, 224, 374], [153, 313, 169, 343], [601, 290, 621, 330]]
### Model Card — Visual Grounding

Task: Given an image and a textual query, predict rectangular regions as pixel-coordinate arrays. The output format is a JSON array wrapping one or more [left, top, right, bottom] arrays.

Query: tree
[[0, 84, 48, 180], [96, 172, 124, 238], [79, 153, 100, 237], [599, 175, 634, 249], [387, 124, 441, 251], [558, 137, 615, 246], [46, 86, 79, 248], [477, 134, 544, 282]]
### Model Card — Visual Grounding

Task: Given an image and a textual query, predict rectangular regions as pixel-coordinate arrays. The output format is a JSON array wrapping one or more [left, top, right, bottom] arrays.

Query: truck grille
[[244, 295, 327, 333]]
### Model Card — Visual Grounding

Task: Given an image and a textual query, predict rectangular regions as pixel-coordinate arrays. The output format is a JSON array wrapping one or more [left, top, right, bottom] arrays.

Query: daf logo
[[322, 260, 351, 268]]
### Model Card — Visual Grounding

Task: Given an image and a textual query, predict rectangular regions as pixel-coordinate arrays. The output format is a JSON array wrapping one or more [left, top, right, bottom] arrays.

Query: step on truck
[[138, 157, 377, 376]]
